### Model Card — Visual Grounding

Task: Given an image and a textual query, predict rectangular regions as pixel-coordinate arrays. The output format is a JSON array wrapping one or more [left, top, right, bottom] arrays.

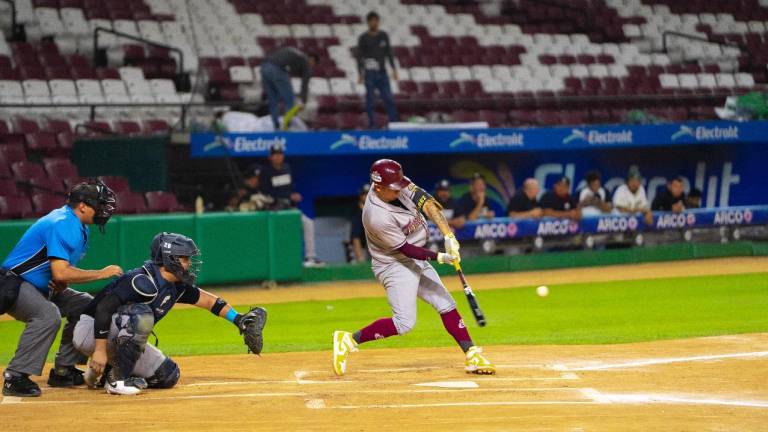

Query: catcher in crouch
[[72, 232, 267, 395]]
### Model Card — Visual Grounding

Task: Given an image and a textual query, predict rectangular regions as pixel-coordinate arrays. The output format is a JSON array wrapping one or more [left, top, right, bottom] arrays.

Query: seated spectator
[[652, 177, 686, 213], [260, 144, 324, 267], [686, 188, 703, 209], [454, 173, 496, 221], [238, 165, 274, 211], [434, 179, 464, 229], [507, 178, 543, 219], [540, 177, 581, 220], [349, 183, 369, 263], [613, 168, 652, 224], [578, 170, 612, 216]]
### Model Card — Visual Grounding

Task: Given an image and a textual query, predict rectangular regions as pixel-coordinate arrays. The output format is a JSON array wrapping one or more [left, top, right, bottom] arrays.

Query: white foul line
[[331, 401, 596, 409], [598, 393, 768, 409], [565, 351, 768, 371], [1, 397, 21, 405]]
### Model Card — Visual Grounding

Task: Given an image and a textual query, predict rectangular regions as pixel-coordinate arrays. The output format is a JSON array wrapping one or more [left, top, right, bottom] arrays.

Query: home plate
[[413, 381, 479, 389]]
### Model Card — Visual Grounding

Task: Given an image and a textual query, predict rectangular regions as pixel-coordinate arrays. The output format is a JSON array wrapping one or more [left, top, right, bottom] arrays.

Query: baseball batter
[[333, 159, 495, 376]]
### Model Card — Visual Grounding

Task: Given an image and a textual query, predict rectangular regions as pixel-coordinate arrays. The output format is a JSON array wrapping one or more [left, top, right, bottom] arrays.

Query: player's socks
[[353, 317, 398, 344], [440, 309, 474, 353]]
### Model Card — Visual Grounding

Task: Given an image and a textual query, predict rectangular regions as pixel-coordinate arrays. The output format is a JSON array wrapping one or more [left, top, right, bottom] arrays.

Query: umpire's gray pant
[[373, 259, 457, 335], [73, 314, 166, 378], [5, 282, 92, 376]]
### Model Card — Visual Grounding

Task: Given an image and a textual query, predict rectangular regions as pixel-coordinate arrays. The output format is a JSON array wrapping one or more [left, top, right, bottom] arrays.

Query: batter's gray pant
[[5, 282, 92, 376], [373, 259, 456, 335], [73, 314, 166, 378]]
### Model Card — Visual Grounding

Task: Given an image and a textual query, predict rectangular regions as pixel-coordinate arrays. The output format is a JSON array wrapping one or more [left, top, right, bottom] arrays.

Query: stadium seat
[[31, 193, 65, 215], [0, 195, 34, 219], [99, 175, 130, 192], [145, 191, 180, 212], [0, 144, 28, 166], [116, 191, 147, 214], [44, 158, 79, 179]]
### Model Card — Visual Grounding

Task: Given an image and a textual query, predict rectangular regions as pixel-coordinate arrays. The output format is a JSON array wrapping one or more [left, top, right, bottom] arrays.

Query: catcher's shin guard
[[113, 304, 154, 379]]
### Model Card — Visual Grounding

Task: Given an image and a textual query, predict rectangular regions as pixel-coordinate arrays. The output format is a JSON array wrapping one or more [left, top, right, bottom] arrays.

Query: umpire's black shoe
[[47, 366, 85, 387], [3, 373, 42, 397]]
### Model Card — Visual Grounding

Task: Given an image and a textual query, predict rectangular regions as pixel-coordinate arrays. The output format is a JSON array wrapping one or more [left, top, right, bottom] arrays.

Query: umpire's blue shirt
[[2, 205, 89, 295]]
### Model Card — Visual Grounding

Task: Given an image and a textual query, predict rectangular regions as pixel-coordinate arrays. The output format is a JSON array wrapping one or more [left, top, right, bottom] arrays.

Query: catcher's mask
[[150, 232, 202, 285], [67, 179, 117, 233]]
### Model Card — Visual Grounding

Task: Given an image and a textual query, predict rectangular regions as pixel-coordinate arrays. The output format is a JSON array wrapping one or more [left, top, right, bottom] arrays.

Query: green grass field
[[0, 272, 766, 364]]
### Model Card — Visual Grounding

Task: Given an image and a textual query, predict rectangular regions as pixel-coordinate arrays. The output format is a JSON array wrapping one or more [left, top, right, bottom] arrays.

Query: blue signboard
[[191, 121, 768, 157], [432, 206, 768, 241]]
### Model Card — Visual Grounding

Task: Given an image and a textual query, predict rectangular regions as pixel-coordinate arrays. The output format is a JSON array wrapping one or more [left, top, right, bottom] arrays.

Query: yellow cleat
[[332, 330, 358, 376], [465, 346, 496, 375]]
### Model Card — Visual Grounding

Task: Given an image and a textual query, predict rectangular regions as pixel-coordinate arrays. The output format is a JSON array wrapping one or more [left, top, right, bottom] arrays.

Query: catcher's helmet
[[370, 159, 410, 191], [150, 232, 202, 285]]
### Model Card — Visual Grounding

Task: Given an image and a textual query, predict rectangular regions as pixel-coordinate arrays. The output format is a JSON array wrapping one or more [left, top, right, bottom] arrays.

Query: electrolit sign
[[330, 133, 409, 151], [562, 129, 633, 145], [449, 132, 525, 149], [671, 125, 739, 142], [203, 136, 287, 154]]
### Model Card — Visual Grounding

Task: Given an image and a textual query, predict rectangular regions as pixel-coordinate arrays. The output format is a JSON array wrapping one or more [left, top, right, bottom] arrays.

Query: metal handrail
[[93, 27, 185, 76], [662, 30, 741, 55]]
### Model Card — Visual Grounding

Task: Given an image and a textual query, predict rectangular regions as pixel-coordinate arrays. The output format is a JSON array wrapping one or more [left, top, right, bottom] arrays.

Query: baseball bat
[[453, 261, 486, 327]]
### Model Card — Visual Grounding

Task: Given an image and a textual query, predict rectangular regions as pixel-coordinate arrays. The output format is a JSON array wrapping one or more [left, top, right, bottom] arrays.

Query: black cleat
[[47, 366, 85, 387], [3, 373, 42, 397]]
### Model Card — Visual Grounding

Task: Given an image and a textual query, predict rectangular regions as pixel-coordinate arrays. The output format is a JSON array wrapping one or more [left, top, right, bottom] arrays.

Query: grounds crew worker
[[0, 180, 122, 397]]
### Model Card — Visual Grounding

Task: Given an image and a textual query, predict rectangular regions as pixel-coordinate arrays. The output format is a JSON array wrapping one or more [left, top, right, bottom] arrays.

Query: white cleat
[[465, 346, 496, 375], [105, 377, 146, 395], [332, 330, 358, 376]]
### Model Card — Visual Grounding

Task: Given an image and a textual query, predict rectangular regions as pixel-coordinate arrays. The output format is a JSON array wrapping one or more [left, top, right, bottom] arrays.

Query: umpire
[[356, 11, 399, 128], [0, 180, 123, 397]]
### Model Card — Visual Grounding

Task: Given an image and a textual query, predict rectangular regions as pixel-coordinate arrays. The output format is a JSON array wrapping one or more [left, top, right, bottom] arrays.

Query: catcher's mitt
[[235, 307, 267, 354]]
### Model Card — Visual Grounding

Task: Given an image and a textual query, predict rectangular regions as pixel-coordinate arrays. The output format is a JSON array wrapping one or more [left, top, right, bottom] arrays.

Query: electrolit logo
[[449, 132, 524, 148], [671, 125, 739, 141], [562, 129, 633, 145], [203, 136, 287, 153], [330, 134, 409, 150]]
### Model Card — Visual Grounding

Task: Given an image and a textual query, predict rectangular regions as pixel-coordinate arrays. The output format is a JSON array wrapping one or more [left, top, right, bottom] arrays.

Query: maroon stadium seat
[[45, 119, 73, 135], [29, 175, 66, 194], [11, 161, 47, 182], [0, 195, 34, 219], [25, 133, 59, 155], [44, 158, 79, 179], [98, 176, 131, 193], [114, 121, 143, 136], [0, 144, 28, 166], [13, 117, 40, 134], [56, 132, 74, 153], [0, 179, 19, 196], [142, 119, 170, 134], [116, 191, 147, 214], [31, 193, 65, 215], [145, 191, 180, 213]]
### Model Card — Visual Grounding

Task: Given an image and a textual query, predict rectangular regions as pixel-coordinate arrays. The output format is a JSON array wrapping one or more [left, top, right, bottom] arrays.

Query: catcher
[[72, 232, 267, 395]]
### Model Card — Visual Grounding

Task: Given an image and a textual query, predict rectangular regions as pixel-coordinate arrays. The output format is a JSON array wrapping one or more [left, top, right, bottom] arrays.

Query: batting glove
[[437, 252, 457, 265], [444, 233, 461, 262]]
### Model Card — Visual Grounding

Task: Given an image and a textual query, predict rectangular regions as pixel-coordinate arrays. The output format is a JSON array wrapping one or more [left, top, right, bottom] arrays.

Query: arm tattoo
[[424, 199, 451, 236]]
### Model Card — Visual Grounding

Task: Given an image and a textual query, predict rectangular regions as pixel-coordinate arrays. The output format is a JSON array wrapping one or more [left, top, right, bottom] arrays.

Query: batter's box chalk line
[[551, 351, 768, 371]]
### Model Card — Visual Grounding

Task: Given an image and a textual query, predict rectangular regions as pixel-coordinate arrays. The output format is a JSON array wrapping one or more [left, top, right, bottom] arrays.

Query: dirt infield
[[1, 257, 767, 430], [2, 334, 767, 431]]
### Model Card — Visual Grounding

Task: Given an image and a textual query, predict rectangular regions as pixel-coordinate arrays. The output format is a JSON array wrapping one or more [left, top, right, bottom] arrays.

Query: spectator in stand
[[507, 178, 543, 219], [349, 183, 370, 263], [540, 177, 581, 220], [652, 176, 686, 213], [260, 47, 318, 130], [237, 165, 274, 211], [613, 168, 653, 224], [260, 144, 324, 267], [454, 173, 496, 222], [357, 11, 399, 129], [686, 188, 703, 209], [578, 170, 612, 216], [434, 179, 464, 229]]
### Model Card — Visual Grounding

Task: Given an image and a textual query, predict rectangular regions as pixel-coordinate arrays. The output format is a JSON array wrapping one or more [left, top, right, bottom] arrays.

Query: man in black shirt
[[260, 47, 317, 129], [454, 173, 496, 222], [434, 179, 464, 229], [540, 177, 580, 220], [260, 144, 324, 267], [357, 11, 399, 128], [507, 178, 543, 219], [652, 176, 686, 212], [237, 165, 273, 211], [685, 188, 702, 209]]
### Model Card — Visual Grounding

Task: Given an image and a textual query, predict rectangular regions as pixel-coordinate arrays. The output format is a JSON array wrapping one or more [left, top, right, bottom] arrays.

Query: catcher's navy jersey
[[84, 261, 200, 323]]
